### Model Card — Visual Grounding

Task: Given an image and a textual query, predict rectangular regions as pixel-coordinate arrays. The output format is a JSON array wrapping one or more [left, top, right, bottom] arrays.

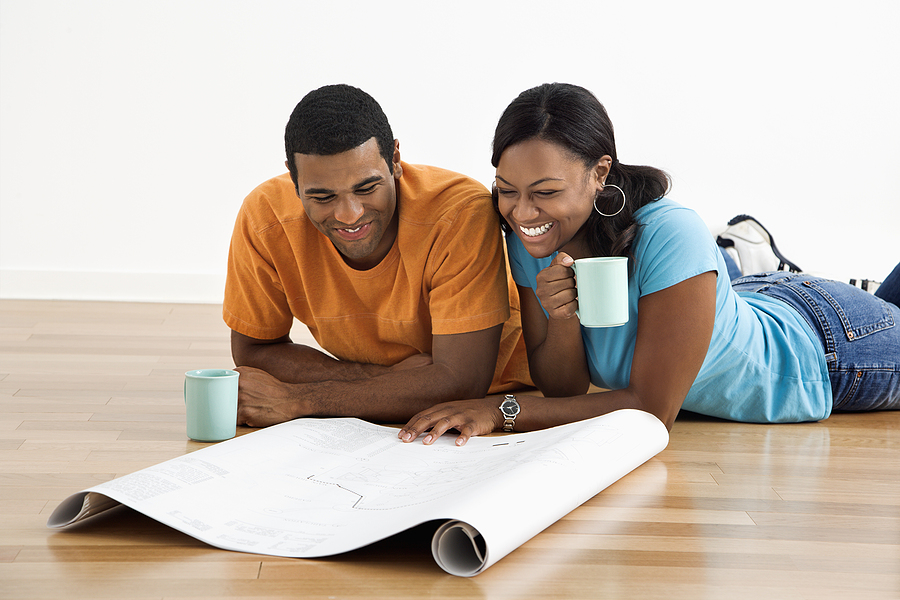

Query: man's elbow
[[231, 330, 288, 368], [230, 330, 253, 367]]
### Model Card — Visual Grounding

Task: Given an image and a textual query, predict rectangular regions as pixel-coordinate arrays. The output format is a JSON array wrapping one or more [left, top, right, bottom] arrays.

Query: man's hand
[[235, 366, 305, 428]]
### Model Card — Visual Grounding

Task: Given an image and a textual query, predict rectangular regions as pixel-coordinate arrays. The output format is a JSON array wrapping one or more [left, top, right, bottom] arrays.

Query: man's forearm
[[235, 338, 389, 384], [233, 326, 502, 428], [287, 361, 489, 424]]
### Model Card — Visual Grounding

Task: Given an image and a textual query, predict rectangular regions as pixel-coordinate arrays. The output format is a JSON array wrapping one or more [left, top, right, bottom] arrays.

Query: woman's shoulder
[[634, 198, 711, 244], [631, 198, 720, 292], [635, 197, 704, 225]]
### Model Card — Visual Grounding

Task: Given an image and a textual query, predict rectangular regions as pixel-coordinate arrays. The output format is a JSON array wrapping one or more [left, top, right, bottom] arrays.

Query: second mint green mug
[[184, 369, 239, 442], [572, 256, 629, 327]]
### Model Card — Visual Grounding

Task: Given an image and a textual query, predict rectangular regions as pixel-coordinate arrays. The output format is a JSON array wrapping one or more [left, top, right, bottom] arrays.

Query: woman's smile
[[519, 221, 555, 237]]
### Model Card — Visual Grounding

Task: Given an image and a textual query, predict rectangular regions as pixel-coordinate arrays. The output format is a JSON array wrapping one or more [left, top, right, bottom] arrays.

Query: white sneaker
[[716, 214, 802, 276]]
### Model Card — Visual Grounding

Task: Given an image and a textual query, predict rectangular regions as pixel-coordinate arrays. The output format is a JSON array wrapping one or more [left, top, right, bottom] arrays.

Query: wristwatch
[[499, 394, 520, 432]]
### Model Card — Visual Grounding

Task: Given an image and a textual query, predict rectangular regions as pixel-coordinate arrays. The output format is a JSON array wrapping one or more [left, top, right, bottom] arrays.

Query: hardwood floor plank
[[0, 561, 264, 579], [567, 506, 757, 525]]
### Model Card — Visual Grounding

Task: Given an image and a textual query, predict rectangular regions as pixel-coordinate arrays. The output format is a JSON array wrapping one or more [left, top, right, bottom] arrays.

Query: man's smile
[[334, 221, 372, 241]]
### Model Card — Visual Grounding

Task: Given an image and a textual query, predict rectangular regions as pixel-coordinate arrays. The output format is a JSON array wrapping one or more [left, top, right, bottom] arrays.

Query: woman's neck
[[558, 229, 593, 260]]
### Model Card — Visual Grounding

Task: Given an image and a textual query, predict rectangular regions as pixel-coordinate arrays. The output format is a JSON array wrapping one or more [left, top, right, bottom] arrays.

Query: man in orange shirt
[[224, 84, 530, 428]]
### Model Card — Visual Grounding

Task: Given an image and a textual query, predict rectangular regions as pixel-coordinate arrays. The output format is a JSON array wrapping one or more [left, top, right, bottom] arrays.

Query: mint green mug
[[572, 256, 629, 327], [184, 369, 239, 442]]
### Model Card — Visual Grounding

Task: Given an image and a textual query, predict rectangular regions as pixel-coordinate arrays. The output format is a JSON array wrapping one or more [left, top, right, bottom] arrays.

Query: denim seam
[[831, 365, 900, 372], [802, 280, 895, 341], [833, 368, 862, 409], [779, 281, 838, 361], [802, 280, 851, 335]]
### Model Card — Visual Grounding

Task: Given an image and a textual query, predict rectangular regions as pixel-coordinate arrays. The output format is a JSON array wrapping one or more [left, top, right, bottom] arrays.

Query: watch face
[[500, 399, 520, 417]]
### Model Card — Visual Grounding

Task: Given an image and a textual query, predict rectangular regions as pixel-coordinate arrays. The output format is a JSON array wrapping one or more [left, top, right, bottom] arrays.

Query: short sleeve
[[632, 202, 720, 297], [222, 202, 294, 340]]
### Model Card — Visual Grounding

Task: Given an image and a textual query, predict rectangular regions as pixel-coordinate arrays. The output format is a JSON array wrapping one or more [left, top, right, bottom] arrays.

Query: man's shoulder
[[398, 163, 492, 224], [239, 173, 304, 232], [244, 172, 297, 206]]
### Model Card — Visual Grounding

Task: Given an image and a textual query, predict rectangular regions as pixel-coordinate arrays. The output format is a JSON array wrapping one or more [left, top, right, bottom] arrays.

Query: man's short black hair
[[285, 84, 395, 188]]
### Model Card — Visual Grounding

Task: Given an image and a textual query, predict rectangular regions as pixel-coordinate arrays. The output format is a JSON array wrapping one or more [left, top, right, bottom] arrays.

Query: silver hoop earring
[[594, 183, 626, 217]]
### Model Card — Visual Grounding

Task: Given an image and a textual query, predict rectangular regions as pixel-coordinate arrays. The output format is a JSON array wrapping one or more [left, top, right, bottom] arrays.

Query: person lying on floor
[[224, 84, 531, 428], [399, 82, 900, 446]]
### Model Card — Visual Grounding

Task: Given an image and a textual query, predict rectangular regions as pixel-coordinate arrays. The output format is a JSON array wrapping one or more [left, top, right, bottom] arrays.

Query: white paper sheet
[[48, 409, 668, 576]]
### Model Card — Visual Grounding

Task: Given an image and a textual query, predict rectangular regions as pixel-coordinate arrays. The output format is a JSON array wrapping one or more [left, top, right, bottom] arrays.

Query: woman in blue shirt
[[399, 83, 900, 445]]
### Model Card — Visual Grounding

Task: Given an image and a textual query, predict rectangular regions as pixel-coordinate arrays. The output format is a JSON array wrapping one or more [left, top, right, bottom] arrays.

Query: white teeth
[[520, 222, 553, 237], [343, 226, 362, 233]]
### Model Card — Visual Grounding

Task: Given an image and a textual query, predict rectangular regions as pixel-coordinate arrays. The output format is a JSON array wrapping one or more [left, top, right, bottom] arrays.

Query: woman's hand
[[535, 252, 578, 320], [398, 398, 504, 446]]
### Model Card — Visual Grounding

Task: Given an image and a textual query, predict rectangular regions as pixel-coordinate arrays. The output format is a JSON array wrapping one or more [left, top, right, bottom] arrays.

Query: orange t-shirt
[[223, 162, 530, 392]]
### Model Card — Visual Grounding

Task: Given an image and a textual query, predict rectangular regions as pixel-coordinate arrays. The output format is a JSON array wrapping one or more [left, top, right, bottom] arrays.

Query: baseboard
[[0, 269, 226, 303]]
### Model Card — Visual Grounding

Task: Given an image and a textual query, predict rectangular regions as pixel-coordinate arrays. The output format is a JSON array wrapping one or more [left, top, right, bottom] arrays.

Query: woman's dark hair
[[284, 84, 395, 190], [491, 83, 670, 263]]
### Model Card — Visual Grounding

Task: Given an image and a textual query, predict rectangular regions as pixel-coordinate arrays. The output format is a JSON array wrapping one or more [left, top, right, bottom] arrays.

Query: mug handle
[[571, 262, 582, 321]]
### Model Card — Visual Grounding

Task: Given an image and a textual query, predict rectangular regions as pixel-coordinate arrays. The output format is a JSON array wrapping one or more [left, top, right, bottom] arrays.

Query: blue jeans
[[719, 247, 744, 281], [719, 247, 900, 306], [730, 271, 900, 412]]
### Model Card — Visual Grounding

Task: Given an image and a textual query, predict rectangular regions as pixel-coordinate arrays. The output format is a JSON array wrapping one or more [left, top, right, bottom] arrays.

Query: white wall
[[1, 0, 898, 303]]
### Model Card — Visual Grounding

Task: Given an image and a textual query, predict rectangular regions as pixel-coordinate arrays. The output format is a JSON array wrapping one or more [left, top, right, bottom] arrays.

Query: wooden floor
[[1, 299, 898, 600]]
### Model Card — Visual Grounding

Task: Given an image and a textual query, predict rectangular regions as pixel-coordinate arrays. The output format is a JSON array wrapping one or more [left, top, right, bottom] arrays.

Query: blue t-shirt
[[506, 198, 832, 423]]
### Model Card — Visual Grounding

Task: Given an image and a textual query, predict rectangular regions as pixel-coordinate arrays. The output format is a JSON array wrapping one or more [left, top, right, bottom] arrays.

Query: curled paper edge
[[431, 520, 489, 577], [47, 491, 121, 528]]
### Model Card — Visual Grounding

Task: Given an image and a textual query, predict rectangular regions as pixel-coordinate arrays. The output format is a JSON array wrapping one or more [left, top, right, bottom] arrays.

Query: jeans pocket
[[801, 280, 895, 341]]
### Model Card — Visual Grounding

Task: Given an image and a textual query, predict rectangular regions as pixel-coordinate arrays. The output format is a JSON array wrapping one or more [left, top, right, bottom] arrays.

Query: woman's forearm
[[527, 316, 591, 396]]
